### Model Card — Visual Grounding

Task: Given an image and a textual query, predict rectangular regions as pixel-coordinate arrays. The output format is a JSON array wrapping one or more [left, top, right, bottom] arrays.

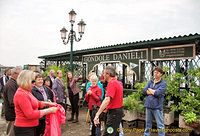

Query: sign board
[[83, 49, 148, 81], [151, 44, 196, 60]]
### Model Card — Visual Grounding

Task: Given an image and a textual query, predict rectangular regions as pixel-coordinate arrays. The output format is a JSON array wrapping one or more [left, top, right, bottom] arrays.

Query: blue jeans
[[144, 108, 165, 136]]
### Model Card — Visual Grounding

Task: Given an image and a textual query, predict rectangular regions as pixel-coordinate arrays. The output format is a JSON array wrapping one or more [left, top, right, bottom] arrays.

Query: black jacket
[[0, 74, 9, 92], [3, 78, 18, 121], [31, 86, 53, 102], [31, 85, 54, 120]]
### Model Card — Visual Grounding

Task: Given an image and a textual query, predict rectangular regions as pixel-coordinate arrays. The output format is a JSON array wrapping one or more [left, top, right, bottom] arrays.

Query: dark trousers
[[69, 90, 79, 115], [89, 110, 102, 136], [103, 107, 123, 136], [14, 126, 36, 136], [90, 110, 96, 136], [36, 119, 45, 136]]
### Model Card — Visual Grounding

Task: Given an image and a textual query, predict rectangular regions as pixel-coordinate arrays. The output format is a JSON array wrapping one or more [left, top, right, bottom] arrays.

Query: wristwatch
[[94, 115, 99, 120]]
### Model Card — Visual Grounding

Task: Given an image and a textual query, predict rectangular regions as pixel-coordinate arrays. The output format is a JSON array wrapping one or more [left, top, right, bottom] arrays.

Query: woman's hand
[[48, 107, 59, 113], [42, 101, 56, 107], [40, 107, 59, 117], [79, 75, 82, 78], [87, 90, 92, 95]]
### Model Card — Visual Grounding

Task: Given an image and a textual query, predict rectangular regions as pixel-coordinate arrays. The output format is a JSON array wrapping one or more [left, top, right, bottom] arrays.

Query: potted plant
[[184, 112, 199, 128], [123, 95, 138, 121]]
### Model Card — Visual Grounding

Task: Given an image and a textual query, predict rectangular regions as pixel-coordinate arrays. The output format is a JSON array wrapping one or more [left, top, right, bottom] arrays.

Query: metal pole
[[70, 24, 74, 72]]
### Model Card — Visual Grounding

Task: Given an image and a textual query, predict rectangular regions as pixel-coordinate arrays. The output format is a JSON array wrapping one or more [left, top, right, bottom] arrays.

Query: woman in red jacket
[[66, 72, 82, 123], [85, 75, 102, 136], [14, 70, 58, 136]]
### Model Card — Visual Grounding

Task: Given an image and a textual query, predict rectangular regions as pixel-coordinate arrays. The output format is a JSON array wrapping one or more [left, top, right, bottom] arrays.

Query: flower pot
[[137, 111, 145, 120], [179, 115, 194, 129], [163, 111, 174, 125], [122, 110, 138, 121]]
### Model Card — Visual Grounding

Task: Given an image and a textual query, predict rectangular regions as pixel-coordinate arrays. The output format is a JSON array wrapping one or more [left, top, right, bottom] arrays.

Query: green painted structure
[[38, 33, 200, 88]]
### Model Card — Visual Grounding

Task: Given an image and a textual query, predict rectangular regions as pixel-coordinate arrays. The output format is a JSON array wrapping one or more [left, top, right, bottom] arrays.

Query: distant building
[[23, 64, 40, 72]]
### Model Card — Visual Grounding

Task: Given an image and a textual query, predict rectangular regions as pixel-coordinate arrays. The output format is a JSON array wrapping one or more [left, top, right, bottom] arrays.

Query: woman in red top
[[85, 75, 102, 136], [14, 70, 58, 136]]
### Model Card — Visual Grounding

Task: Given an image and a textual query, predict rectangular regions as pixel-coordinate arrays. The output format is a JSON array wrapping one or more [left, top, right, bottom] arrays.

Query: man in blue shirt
[[143, 66, 167, 136]]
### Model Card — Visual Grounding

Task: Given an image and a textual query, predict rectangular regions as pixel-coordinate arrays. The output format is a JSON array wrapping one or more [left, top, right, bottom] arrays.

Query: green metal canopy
[[38, 33, 200, 60]]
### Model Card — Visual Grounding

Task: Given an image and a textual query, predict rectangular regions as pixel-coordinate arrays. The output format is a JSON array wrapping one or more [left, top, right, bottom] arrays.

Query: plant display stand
[[164, 111, 174, 125], [137, 112, 145, 120], [122, 110, 138, 121], [179, 115, 194, 129]]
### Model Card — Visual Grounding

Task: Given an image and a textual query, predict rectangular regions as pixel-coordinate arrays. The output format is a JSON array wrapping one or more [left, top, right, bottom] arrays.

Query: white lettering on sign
[[83, 51, 145, 62]]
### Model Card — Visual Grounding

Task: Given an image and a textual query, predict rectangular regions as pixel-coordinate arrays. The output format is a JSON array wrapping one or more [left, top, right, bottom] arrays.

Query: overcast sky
[[0, 0, 200, 67]]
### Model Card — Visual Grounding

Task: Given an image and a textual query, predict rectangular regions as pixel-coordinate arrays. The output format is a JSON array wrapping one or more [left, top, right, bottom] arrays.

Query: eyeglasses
[[31, 80, 36, 84]]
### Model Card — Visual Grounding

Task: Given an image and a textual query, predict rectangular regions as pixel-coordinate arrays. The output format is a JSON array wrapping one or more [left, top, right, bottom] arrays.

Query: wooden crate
[[123, 120, 136, 129], [164, 111, 174, 125], [122, 110, 138, 121]]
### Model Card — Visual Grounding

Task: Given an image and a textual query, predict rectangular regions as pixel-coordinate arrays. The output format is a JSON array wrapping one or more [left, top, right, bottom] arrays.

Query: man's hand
[[147, 89, 152, 95], [148, 88, 155, 95], [94, 116, 100, 127]]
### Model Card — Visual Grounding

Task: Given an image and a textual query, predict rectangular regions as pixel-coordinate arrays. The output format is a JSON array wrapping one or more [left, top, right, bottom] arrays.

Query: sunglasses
[[32, 80, 36, 84]]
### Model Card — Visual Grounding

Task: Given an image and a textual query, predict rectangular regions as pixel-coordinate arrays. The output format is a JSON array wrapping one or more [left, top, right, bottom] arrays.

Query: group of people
[[0, 65, 167, 136], [85, 65, 167, 136], [0, 67, 83, 136]]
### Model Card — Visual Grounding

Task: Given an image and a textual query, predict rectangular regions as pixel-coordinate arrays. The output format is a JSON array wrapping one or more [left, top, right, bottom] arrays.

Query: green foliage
[[42, 65, 69, 83], [162, 72, 184, 102], [184, 112, 197, 123], [123, 82, 147, 112], [187, 68, 200, 79], [134, 81, 147, 97], [123, 94, 137, 111], [168, 68, 200, 123], [136, 104, 145, 113]]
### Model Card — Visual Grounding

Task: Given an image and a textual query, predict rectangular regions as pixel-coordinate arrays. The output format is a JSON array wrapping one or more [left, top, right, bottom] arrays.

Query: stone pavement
[[1, 102, 192, 136]]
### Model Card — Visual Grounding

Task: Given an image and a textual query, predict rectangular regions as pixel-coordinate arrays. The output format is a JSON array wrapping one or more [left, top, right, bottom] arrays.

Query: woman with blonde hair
[[14, 70, 58, 136]]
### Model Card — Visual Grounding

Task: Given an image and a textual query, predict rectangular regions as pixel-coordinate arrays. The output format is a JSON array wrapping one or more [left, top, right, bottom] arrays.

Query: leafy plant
[[169, 68, 200, 123], [42, 65, 69, 83], [184, 112, 197, 123], [123, 82, 146, 112], [136, 103, 145, 113], [123, 95, 137, 111]]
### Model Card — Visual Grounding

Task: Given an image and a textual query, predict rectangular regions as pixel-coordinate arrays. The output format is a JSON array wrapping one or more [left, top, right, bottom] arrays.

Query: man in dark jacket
[[47, 70, 56, 89], [143, 66, 167, 136], [3, 66, 22, 136], [0, 68, 11, 117]]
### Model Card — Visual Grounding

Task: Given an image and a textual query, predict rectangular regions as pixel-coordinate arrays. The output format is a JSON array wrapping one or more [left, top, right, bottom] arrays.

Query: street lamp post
[[60, 9, 86, 72]]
